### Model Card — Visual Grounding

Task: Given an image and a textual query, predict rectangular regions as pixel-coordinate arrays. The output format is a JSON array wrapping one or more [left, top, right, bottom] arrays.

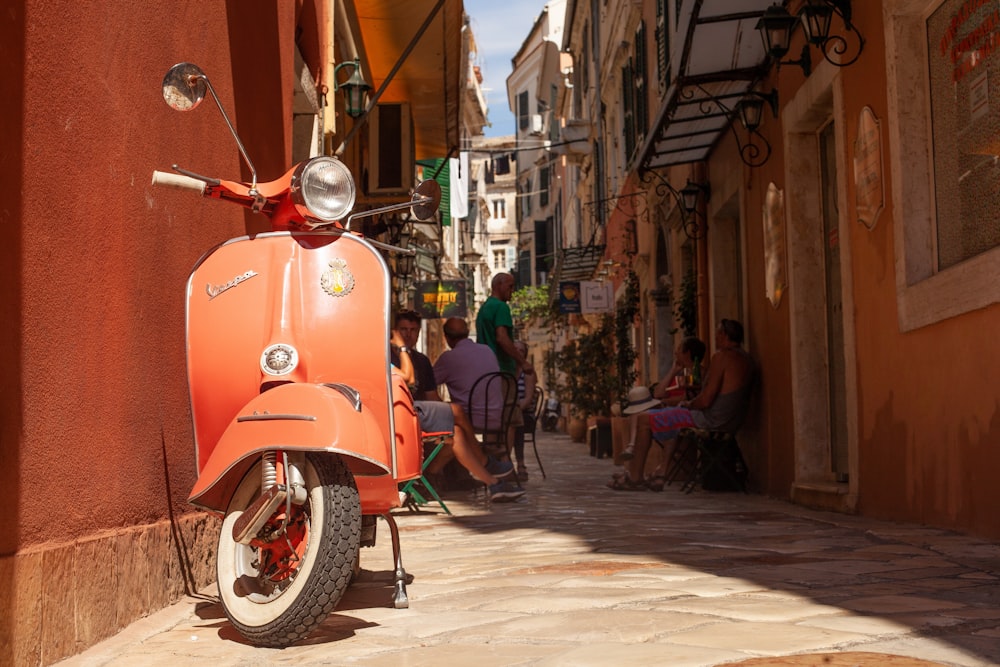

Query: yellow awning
[[352, 0, 463, 160]]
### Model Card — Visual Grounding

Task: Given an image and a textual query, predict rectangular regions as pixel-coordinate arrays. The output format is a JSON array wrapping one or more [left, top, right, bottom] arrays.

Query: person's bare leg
[[450, 427, 498, 484], [624, 413, 639, 455], [424, 439, 455, 474], [626, 418, 653, 482], [650, 437, 677, 478], [447, 404, 498, 484]]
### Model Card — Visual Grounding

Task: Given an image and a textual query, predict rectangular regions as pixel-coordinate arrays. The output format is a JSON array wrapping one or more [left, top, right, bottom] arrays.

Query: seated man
[[434, 317, 523, 463], [433, 317, 506, 431], [393, 329, 524, 502], [610, 319, 753, 492], [391, 309, 438, 401]]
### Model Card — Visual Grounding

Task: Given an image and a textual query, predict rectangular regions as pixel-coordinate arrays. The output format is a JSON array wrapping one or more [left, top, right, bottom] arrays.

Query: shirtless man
[[611, 318, 753, 491]]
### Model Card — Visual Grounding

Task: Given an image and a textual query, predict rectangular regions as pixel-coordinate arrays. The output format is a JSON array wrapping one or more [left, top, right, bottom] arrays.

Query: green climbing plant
[[509, 285, 554, 328], [673, 269, 698, 337], [614, 270, 640, 412]]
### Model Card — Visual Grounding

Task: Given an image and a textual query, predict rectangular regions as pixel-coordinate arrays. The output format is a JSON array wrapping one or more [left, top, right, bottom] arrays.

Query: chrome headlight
[[261, 343, 299, 376], [290, 157, 356, 222]]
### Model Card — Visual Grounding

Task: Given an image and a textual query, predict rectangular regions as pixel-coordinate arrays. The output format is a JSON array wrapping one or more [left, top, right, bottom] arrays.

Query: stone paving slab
[[57, 432, 1000, 667]]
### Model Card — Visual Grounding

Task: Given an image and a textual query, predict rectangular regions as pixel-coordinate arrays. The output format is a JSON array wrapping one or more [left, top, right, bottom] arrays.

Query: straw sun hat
[[622, 385, 662, 415]]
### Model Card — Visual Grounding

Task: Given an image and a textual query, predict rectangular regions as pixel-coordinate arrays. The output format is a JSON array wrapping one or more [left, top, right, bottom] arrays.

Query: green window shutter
[[417, 158, 451, 226]]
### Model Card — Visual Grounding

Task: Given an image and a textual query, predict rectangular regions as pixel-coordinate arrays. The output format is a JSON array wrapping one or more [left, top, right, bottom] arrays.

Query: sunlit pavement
[[58, 432, 1000, 667]]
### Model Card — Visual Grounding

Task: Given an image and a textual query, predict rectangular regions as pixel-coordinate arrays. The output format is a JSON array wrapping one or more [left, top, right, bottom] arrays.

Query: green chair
[[400, 431, 452, 515]]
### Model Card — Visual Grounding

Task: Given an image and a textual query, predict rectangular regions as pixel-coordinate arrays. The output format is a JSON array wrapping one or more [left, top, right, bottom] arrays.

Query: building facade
[[551, 0, 1000, 539]]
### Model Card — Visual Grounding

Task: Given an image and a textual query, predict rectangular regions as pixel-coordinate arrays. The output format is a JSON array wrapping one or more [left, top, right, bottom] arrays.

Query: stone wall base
[[0, 512, 220, 666]]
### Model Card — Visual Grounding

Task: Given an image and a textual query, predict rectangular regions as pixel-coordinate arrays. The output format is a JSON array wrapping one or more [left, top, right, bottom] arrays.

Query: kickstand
[[380, 512, 409, 609]]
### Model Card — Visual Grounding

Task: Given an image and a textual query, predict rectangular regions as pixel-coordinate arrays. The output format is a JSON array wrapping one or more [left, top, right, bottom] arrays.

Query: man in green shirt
[[476, 272, 534, 377]]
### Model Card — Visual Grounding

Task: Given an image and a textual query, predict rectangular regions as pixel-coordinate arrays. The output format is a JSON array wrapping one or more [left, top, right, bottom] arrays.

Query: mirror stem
[[192, 74, 258, 194]]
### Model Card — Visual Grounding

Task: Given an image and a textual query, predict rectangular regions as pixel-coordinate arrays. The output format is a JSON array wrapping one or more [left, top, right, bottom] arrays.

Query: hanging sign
[[853, 106, 884, 230], [559, 281, 581, 313], [763, 182, 787, 309], [580, 280, 614, 314], [413, 280, 467, 319], [559, 280, 613, 314]]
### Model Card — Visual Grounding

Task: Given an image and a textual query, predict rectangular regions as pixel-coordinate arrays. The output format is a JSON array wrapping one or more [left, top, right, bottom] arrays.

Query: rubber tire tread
[[223, 453, 361, 647]]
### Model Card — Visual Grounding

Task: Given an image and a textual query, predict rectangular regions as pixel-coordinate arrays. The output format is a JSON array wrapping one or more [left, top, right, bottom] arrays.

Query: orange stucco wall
[[815, 1, 1000, 536], [1, 1, 314, 663], [732, 0, 1000, 538]]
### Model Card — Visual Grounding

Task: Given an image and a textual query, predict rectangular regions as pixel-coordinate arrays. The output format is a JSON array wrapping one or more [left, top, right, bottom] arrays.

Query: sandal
[[645, 475, 666, 492], [608, 474, 646, 491]]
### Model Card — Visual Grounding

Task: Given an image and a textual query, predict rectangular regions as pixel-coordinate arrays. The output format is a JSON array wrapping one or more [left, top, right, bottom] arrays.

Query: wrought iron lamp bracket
[[639, 168, 709, 241]]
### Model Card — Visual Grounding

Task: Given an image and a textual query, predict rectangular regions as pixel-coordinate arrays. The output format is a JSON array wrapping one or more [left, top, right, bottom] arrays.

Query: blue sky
[[464, 0, 550, 137]]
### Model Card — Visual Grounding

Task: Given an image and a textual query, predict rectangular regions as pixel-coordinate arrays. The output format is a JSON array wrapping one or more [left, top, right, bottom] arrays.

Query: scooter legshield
[[188, 382, 391, 514]]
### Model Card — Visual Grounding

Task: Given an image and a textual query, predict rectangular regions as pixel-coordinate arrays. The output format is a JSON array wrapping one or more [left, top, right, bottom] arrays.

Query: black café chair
[[466, 371, 518, 464], [522, 385, 547, 479]]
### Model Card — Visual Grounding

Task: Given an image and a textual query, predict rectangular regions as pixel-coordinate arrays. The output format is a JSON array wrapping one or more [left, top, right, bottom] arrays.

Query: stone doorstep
[[791, 481, 857, 514]]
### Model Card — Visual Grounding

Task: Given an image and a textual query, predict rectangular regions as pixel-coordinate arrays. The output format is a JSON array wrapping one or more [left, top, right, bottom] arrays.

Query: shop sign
[[558, 280, 614, 314], [413, 280, 467, 319]]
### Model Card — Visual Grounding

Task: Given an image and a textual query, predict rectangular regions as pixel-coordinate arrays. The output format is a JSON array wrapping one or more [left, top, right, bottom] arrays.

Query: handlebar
[[151, 170, 206, 194]]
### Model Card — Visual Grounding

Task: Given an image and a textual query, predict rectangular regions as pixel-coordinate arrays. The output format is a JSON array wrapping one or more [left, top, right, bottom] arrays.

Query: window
[[622, 23, 649, 163], [518, 91, 530, 131], [492, 198, 506, 219], [368, 103, 413, 194], [885, 0, 1000, 330], [492, 246, 515, 271], [926, 0, 1000, 269], [535, 217, 553, 271]]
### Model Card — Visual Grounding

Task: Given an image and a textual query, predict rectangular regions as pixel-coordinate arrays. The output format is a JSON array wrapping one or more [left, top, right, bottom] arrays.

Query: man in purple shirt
[[433, 317, 504, 430]]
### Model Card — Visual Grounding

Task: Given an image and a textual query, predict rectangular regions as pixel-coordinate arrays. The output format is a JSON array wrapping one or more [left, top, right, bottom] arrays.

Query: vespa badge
[[320, 258, 355, 297]]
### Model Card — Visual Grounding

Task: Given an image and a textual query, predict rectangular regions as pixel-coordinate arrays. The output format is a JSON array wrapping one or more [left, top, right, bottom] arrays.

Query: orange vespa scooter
[[151, 63, 438, 647]]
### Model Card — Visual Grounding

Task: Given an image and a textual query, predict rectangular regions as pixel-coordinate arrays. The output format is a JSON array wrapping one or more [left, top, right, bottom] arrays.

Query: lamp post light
[[395, 227, 415, 280], [756, 1, 864, 75], [333, 58, 371, 118]]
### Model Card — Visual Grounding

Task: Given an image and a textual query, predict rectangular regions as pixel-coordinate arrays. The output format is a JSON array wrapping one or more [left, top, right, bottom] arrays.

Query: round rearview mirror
[[410, 180, 441, 221], [162, 63, 207, 111]]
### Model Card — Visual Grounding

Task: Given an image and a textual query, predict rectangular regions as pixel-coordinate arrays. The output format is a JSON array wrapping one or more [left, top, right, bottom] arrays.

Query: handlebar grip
[[151, 170, 206, 194]]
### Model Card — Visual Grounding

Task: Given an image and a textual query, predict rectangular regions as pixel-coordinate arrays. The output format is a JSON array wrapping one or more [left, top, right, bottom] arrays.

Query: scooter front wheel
[[216, 453, 361, 647]]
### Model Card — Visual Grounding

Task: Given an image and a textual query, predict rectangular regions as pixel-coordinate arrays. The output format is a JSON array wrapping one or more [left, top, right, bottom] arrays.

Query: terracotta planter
[[567, 416, 587, 442]]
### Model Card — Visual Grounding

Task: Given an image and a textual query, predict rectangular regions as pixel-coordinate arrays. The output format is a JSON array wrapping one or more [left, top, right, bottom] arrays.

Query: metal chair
[[399, 431, 452, 514], [466, 371, 518, 463], [678, 429, 749, 494], [521, 385, 547, 479]]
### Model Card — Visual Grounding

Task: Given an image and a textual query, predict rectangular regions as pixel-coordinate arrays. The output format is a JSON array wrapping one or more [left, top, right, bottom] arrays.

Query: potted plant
[[555, 314, 617, 441]]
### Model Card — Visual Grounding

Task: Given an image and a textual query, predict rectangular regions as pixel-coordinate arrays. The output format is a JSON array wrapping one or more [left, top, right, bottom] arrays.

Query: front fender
[[189, 383, 390, 513]]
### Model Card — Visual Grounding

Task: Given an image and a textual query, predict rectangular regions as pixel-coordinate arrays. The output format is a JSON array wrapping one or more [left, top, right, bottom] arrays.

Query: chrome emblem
[[207, 270, 258, 300], [261, 343, 298, 376], [320, 258, 355, 297]]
